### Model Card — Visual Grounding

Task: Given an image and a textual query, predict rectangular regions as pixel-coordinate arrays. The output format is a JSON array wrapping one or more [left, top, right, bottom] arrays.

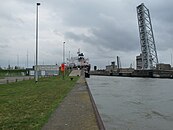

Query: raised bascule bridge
[[91, 3, 173, 78], [137, 3, 159, 70], [134, 3, 173, 78]]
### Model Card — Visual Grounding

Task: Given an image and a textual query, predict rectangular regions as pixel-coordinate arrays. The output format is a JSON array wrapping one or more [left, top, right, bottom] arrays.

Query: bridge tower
[[137, 3, 158, 70]]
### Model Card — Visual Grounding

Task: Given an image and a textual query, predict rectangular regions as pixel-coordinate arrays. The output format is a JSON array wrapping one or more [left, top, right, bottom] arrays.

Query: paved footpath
[[42, 75, 100, 130], [69, 70, 81, 76]]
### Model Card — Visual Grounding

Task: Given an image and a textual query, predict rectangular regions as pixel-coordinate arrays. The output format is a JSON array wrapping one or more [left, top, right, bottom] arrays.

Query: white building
[[136, 53, 142, 70], [30, 65, 59, 76]]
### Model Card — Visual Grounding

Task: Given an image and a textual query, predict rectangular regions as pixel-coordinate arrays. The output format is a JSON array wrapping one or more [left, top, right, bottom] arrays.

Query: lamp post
[[17, 54, 19, 68], [35, 3, 40, 82], [63, 42, 65, 64], [63, 42, 65, 79]]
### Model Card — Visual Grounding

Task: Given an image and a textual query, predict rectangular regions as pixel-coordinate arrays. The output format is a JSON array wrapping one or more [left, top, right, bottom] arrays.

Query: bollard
[[16, 79, 18, 82], [7, 80, 9, 84]]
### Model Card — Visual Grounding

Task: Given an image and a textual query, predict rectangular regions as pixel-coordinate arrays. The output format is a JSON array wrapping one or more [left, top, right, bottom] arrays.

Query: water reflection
[[87, 76, 173, 130]]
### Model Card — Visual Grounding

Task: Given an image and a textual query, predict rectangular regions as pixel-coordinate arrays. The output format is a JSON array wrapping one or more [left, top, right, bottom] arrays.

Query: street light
[[63, 42, 65, 79], [35, 3, 40, 82], [63, 42, 65, 64]]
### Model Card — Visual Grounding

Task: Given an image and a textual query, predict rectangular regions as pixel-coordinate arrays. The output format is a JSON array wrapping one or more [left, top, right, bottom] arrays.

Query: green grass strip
[[0, 76, 79, 130]]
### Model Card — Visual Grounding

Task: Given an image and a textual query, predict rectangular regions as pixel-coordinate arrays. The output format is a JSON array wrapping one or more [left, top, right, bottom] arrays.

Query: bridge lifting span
[[137, 3, 159, 70]]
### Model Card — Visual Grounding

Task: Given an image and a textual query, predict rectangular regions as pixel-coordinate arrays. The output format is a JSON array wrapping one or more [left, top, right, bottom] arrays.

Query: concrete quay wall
[[90, 70, 173, 78]]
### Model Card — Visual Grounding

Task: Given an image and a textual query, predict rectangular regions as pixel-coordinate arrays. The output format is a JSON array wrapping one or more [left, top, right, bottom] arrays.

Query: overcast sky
[[0, 0, 173, 69]]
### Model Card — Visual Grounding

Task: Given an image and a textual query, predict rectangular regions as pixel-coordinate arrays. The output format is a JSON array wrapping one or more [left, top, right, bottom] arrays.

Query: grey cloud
[[0, 0, 173, 68], [52, 0, 142, 52], [151, 0, 173, 23], [0, 44, 8, 49], [0, 38, 10, 47], [56, 0, 173, 51], [91, 27, 139, 52], [65, 24, 139, 52], [65, 31, 95, 43], [48, 0, 116, 27], [65, 32, 83, 41]]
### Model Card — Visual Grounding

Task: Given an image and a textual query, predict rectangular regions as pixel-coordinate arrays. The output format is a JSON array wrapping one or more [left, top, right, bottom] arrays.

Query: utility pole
[[69, 51, 70, 61], [27, 50, 28, 68], [63, 42, 65, 79], [17, 54, 19, 69], [171, 53, 172, 67], [63, 42, 65, 64], [35, 3, 40, 82], [117, 56, 120, 73]]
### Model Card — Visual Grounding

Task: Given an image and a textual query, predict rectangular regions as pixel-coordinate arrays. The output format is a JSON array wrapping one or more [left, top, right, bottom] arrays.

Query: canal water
[[86, 76, 173, 130]]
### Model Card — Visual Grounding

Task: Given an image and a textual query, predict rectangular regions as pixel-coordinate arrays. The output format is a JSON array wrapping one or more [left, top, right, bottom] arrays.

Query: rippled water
[[86, 76, 173, 130]]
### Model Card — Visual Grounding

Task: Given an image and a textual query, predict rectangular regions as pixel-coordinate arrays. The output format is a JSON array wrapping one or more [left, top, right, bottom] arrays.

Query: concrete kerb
[[85, 78, 106, 130]]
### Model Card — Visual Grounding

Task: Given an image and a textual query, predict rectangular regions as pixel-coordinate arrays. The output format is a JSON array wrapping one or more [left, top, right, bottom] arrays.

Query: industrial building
[[156, 63, 171, 70], [106, 62, 117, 72], [136, 53, 142, 70], [105, 61, 134, 75]]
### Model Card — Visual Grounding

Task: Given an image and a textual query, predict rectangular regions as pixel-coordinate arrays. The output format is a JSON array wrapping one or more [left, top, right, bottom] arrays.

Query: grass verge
[[0, 76, 79, 130]]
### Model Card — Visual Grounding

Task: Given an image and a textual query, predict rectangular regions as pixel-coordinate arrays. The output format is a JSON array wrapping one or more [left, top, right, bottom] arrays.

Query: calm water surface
[[86, 76, 173, 130]]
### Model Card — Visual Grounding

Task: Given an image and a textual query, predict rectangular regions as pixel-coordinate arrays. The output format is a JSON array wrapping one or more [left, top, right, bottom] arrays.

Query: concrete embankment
[[42, 71, 105, 130], [90, 70, 173, 79], [0, 76, 34, 84]]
